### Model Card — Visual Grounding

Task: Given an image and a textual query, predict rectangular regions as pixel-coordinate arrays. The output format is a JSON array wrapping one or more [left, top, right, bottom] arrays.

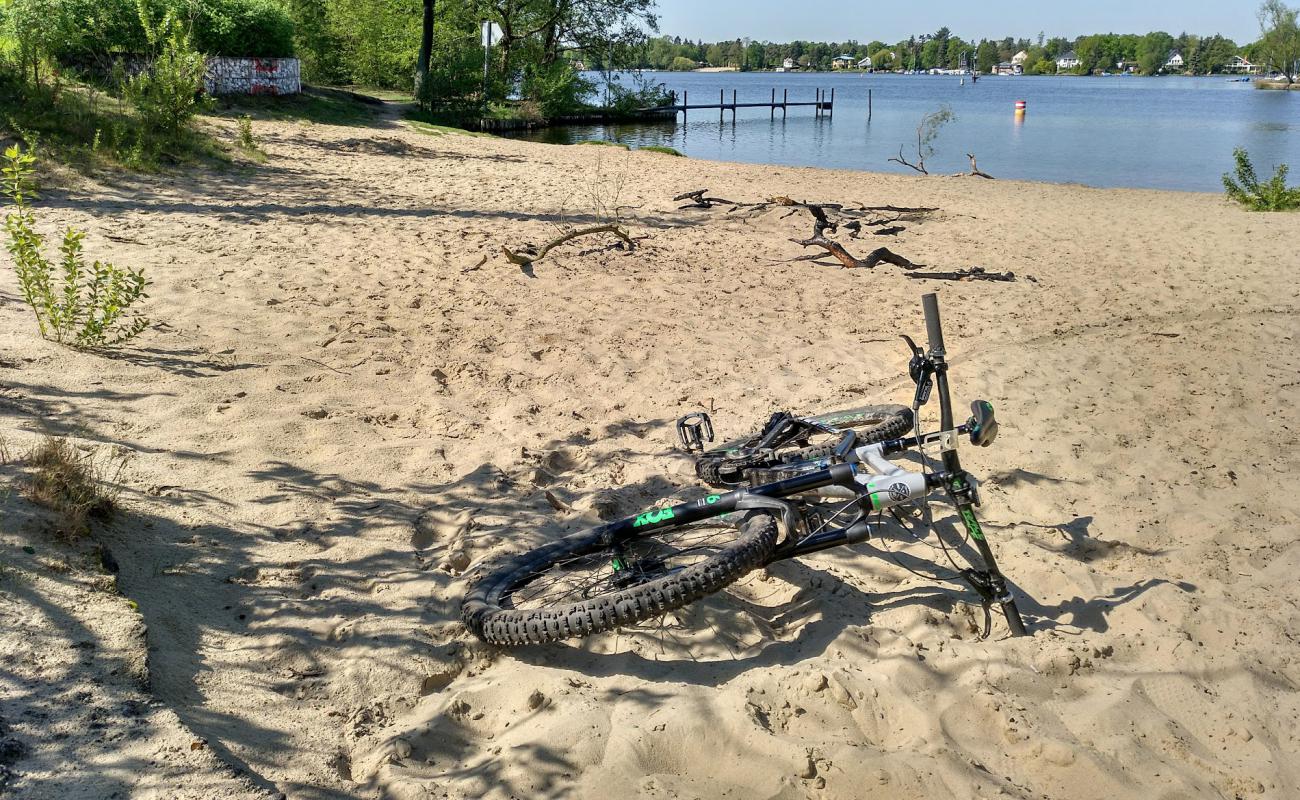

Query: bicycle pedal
[[676, 412, 714, 453]]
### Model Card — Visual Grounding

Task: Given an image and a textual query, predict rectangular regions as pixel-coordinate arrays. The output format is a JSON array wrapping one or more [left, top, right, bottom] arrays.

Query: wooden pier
[[642, 88, 836, 122]]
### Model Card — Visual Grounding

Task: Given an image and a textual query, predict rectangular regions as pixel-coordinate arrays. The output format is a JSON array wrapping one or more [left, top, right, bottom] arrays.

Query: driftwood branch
[[789, 203, 923, 269], [790, 237, 922, 270], [501, 223, 633, 266], [888, 146, 927, 174], [673, 189, 737, 209], [861, 205, 939, 213], [956, 154, 995, 180], [903, 267, 1016, 282]]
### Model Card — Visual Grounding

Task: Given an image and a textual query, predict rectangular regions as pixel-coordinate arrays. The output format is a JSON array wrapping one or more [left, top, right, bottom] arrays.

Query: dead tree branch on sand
[[673, 189, 738, 209], [955, 154, 995, 180], [789, 204, 924, 270], [502, 224, 633, 266], [902, 266, 1017, 282], [889, 145, 928, 175]]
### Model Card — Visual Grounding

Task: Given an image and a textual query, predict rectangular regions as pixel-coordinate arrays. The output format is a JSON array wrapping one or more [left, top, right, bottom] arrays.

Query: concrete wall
[[204, 58, 301, 96]]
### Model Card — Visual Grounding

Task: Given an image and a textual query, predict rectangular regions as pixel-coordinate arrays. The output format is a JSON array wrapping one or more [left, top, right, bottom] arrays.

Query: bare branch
[[502, 224, 634, 266], [888, 145, 928, 174], [903, 266, 1016, 282]]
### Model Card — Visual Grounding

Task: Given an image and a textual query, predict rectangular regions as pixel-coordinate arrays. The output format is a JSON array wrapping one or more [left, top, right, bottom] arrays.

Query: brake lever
[[900, 335, 934, 407]]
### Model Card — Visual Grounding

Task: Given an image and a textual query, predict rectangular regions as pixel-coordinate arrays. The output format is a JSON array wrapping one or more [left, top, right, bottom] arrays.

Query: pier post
[[771, 88, 775, 119], [720, 88, 724, 124], [732, 89, 737, 123], [783, 88, 788, 119], [815, 88, 820, 117], [682, 89, 687, 121], [868, 88, 872, 121], [829, 87, 835, 119]]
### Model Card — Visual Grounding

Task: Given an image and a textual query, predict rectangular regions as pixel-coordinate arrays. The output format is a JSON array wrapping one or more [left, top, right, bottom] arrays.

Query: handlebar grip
[[921, 293, 945, 354]]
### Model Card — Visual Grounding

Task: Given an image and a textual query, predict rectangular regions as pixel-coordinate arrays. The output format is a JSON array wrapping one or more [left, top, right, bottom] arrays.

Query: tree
[[1257, 0, 1300, 82], [1137, 31, 1175, 74], [976, 39, 998, 72], [416, 0, 435, 95]]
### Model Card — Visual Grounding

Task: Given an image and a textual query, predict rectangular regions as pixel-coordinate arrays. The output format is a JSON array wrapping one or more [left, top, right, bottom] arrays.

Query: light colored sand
[[2, 110, 1299, 799]]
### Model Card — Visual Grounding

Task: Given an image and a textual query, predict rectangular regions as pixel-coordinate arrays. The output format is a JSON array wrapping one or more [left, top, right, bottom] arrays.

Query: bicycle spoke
[[504, 521, 743, 610]]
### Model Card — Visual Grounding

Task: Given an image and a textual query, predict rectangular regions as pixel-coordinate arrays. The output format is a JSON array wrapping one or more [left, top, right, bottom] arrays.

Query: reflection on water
[[503, 73, 1300, 192]]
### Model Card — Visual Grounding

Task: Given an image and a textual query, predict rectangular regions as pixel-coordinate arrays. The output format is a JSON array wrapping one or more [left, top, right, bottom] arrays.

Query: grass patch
[[211, 91, 379, 127], [639, 145, 684, 157], [577, 140, 630, 150], [18, 437, 124, 540], [407, 120, 494, 138], [0, 73, 228, 173], [338, 85, 412, 102]]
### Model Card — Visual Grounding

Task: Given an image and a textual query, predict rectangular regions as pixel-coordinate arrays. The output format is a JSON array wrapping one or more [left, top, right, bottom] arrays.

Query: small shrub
[[3, 145, 151, 348], [125, 16, 210, 144], [21, 437, 122, 539], [237, 114, 256, 149], [521, 61, 594, 119], [576, 140, 630, 150], [1223, 147, 1300, 211], [605, 75, 673, 114], [639, 145, 684, 157]]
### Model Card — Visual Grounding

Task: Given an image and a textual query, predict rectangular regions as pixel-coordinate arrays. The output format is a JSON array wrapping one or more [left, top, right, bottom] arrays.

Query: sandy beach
[[2, 107, 1299, 799]]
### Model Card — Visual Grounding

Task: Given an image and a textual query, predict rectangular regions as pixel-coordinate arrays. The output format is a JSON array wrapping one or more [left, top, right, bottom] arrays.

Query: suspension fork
[[927, 307, 1028, 637]]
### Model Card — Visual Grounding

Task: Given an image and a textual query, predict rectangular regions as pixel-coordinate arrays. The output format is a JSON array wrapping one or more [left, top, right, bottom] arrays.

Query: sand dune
[[2, 109, 1299, 799]]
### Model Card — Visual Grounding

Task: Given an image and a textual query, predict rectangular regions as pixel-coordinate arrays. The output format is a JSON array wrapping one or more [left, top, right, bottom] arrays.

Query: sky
[[653, 0, 1266, 45]]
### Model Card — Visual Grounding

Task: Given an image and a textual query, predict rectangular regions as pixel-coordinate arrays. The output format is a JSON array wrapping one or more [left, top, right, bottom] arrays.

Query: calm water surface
[[507, 72, 1300, 192]]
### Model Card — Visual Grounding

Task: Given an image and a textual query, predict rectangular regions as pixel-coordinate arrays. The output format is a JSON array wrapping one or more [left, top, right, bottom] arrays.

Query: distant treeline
[[633, 29, 1258, 75]]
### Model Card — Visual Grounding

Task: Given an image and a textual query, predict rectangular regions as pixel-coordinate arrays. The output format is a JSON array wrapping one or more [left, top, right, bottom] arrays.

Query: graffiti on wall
[[204, 57, 302, 96]]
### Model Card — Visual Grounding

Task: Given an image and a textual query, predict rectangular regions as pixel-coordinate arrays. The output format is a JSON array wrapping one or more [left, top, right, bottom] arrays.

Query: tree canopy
[[1256, 0, 1300, 81]]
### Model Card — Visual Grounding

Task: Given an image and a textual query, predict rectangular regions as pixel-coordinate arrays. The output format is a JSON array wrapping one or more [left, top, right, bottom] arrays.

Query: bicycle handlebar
[[922, 292, 945, 355]]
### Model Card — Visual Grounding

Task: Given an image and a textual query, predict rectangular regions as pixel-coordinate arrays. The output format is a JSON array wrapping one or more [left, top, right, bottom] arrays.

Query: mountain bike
[[461, 293, 1028, 646]]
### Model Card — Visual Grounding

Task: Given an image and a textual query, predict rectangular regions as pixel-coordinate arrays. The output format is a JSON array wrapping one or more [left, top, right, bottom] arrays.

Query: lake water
[[506, 72, 1300, 192]]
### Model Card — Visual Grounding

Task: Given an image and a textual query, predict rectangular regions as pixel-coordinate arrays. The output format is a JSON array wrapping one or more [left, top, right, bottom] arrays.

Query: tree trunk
[[416, 0, 435, 97]]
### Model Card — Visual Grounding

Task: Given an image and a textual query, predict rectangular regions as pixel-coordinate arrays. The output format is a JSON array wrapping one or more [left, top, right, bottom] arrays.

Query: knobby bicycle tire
[[462, 511, 778, 646]]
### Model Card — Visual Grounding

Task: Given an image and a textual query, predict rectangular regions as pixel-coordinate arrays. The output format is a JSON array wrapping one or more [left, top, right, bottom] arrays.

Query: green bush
[[1223, 147, 1300, 211], [606, 76, 672, 114], [188, 0, 296, 58], [3, 145, 151, 348], [576, 140, 629, 150], [639, 145, 683, 156], [668, 56, 697, 71], [125, 17, 209, 143], [521, 61, 594, 119]]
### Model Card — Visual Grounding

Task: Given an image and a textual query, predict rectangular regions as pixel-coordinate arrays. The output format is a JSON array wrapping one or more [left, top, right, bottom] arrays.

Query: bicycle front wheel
[[697, 404, 914, 487], [462, 511, 778, 646]]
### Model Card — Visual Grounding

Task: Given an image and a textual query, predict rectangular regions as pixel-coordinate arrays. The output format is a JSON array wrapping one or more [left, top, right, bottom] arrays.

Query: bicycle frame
[[605, 293, 1028, 637]]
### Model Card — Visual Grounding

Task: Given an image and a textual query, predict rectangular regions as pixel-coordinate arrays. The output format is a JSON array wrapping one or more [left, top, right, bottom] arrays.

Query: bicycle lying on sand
[[462, 293, 1028, 646]]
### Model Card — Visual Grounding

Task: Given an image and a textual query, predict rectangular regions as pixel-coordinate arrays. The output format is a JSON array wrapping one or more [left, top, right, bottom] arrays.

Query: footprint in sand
[[412, 508, 475, 573]]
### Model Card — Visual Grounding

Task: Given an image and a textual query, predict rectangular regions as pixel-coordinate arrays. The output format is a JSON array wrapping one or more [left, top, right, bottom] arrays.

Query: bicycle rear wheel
[[462, 511, 778, 646], [697, 404, 913, 487]]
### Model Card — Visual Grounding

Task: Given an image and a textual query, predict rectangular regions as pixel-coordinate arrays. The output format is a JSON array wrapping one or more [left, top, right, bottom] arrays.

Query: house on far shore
[[1223, 55, 1258, 74], [993, 61, 1022, 76], [831, 54, 856, 70], [1164, 51, 1184, 71], [1117, 59, 1139, 73], [776, 57, 795, 72], [1011, 50, 1029, 68], [1056, 51, 1081, 71], [857, 56, 873, 70]]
